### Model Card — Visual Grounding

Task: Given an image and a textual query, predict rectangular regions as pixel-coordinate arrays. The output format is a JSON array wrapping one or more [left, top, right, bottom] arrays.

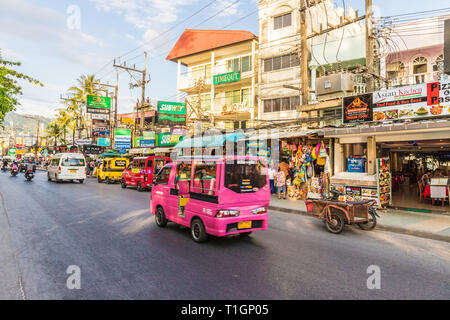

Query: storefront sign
[[143, 131, 156, 139], [372, 81, 450, 121], [97, 138, 110, 147], [170, 127, 186, 136], [92, 129, 110, 136], [83, 145, 103, 154], [87, 95, 111, 114], [342, 93, 373, 123], [91, 113, 110, 120], [75, 139, 92, 145], [114, 129, 131, 151], [213, 71, 240, 85], [139, 139, 155, 148], [157, 101, 186, 115], [157, 133, 175, 147], [114, 129, 131, 136], [158, 114, 186, 122], [121, 117, 135, 125]]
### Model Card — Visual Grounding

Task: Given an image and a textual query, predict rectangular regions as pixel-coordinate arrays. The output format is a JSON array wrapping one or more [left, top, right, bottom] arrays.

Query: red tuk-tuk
[[121, 156, 171, 191]]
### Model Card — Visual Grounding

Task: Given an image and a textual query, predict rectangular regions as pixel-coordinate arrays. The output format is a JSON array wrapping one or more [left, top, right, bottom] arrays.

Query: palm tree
[[45, 122, 63, 149], [55, 109, 75, 144]]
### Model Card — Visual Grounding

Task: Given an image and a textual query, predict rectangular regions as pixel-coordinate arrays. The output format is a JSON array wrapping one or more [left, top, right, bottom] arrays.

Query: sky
[[0, 0, 448, 118]]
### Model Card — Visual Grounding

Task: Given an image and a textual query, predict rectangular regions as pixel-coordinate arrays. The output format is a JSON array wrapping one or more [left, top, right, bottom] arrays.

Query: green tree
[[0, 49, 43, 125], [45, 122, 63, 149]]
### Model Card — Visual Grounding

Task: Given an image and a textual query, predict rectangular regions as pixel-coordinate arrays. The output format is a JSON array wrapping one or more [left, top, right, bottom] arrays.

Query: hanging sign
[[343, 93, 373, 123], [213, 71, 240, 85], [87, 95, 111, 114]]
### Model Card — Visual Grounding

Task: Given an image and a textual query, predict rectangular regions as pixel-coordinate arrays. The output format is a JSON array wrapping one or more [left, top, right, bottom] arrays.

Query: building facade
[[167, 29, 258, 130]]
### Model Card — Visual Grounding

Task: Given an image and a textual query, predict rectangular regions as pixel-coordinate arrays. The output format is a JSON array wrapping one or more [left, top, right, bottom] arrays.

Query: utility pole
[[114, 52, 150, 136], [22, 115, 41, 159], [94, 76, 119, 146], [300, 0, 309, 107], [365, 0, 375, 92]]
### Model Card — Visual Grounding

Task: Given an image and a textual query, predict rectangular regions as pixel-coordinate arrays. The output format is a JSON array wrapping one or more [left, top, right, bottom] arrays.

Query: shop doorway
[[378, 139, 450, 212]]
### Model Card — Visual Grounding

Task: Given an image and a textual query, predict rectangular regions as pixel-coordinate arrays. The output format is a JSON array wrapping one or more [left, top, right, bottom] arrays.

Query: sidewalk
[[269, 195, 450, 243]]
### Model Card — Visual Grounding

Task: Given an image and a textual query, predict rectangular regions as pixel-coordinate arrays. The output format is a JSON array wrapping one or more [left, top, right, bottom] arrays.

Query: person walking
[[268, 165, 276, 194], [275, 167, 287, 200]]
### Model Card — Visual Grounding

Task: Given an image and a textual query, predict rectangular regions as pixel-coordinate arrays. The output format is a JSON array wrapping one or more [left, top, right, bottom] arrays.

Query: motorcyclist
[[2, 159, 8, 171], [11, 161, 18, 171], [25, 160, 34, 178]]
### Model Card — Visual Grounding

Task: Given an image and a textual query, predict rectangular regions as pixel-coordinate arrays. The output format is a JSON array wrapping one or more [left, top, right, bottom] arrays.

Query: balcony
[[178, 76, 211, 92], [387, 73, 438, 88]]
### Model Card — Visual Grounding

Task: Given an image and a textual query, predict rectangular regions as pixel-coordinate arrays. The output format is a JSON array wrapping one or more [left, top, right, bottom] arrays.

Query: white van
[[47, 153, 86, 183]]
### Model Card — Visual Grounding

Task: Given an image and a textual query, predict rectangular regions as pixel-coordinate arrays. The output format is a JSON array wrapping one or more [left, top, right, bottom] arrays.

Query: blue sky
[[0, 0, 448, 118]]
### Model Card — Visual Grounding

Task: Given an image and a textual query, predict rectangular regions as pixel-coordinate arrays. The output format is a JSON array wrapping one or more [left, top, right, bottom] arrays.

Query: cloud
[[215, 0, 243, 17]]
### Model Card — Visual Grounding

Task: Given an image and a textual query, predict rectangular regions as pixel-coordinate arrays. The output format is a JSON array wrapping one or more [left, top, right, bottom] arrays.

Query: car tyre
[[47, 173, 51, 181], [155, 206, 168, 228], [191, 218, 208, 243], [121, 179, 127, 189], [97, 176, 102, 183], [55, 175, 62, 183], [137, 181, 143, 192], [79, 179, 84, 184]]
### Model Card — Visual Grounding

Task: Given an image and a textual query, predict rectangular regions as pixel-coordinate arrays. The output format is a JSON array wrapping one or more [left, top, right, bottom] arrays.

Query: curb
[[268, 205, 450, 243]]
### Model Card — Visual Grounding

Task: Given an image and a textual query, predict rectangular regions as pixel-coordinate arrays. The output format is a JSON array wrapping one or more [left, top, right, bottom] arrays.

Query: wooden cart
[[308, 199, 377, 234]]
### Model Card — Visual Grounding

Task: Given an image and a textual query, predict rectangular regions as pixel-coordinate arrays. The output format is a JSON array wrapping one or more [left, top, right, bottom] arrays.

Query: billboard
[[157, 101, 186, 115], [87, 95, 111, 114], [342, 93, 373, 123]]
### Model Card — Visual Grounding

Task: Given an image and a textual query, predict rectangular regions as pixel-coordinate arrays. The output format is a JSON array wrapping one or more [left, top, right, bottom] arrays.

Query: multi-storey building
[[167, 29, 258, 130]]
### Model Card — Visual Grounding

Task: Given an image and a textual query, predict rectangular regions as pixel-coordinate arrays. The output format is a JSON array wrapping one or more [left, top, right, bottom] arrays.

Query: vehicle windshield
[[61, 158, 85, 166], [224, 160, 267, 193]]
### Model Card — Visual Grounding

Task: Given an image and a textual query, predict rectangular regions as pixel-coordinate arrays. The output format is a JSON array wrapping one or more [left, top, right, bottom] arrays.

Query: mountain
[[2, 112, 54, 133]]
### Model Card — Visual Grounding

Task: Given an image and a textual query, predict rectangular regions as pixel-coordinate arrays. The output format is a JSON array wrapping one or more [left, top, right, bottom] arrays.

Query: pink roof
[[166, 29, 257, 61]]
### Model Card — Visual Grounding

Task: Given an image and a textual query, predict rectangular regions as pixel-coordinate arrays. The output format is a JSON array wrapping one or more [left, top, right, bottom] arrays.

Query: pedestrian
[[268, 165, 276, 194], [275, 167, 287, 200], [90, 160, 95, 177]]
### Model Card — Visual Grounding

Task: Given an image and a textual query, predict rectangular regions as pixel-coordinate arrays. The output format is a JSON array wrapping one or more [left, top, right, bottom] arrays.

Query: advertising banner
[[372, 81, 450, 121], [114, 129, 131, 136], [91, 113, 110, 120], [83, 145, 103, 154], [75, 139, 92, 145], [157, 101, 186, 115], [97, 138, 110, 147], [157, 133, 175, 147], [92, 130, 110, 137], [170, 127, 186, 136], [87, 95, 111, 114], [143, 131, 156, 139], [139, 139, 155, 148], [342, 93, 373, 123], [213, 71, 240, 85]]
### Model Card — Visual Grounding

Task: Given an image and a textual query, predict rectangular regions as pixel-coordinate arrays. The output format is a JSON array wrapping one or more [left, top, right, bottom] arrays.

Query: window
[[139, 159, 146, 169], [133, 159, 139, 168], [190, 94, 211, 112], [274, 13, 292, 30], [264, 54, 298, 72], [191, 64, 211, 79], [61, 158, 85, 166], [225, 160, 267, 193], [176, 162, 192, 194], [191, 162, 217, 196], [225, 88, 251, 107], [146, 160, 153, 169], [156, 166, 171, 185], [154, 159, 166, 172], [433, 55, 444, 73], [226, 55, 252, 73], [263, 96, 299, 113]]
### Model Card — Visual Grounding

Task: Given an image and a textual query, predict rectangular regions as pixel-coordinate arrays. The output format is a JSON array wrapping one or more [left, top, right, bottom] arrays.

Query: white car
[[47, 153, 86, 183]]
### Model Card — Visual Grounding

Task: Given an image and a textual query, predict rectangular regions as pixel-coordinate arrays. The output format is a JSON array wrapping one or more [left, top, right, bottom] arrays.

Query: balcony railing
[[387, 73, 437, 88]]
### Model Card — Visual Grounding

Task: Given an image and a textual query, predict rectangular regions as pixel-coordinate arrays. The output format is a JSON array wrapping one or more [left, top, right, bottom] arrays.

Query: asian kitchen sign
[[87, 95, 111, 114], [372, 80, 450, 121], [213, 71, 240, 85], [343, 93, 373, 123], [157, 101, 186, 115]]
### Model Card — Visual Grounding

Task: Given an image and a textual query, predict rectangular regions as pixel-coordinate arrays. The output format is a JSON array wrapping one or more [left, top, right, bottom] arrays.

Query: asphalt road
[[0, 171, 449, 300]]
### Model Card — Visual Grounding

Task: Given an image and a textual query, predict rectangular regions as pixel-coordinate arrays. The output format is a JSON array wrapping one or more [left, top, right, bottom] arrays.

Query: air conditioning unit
[[315, 73, 354, 98]]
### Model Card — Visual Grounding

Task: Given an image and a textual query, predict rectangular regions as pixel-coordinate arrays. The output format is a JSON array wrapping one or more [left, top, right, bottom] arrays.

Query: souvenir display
[[377, 157, 392, 208]]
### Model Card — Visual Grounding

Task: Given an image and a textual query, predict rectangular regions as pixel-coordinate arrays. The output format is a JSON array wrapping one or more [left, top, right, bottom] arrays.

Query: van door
[[61, 156, 85, 178], [153, 165, 174, 218], [130, 158, 140, 185]]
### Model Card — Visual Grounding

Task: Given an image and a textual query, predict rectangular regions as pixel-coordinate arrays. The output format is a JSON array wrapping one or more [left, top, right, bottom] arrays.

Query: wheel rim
[[327, 213, 342, 231], [156, 209, 162, 224], [192, 223, 201, 239]]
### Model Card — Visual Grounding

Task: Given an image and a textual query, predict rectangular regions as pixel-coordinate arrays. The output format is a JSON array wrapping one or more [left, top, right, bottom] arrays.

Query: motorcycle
[[1, 166, 8, 172], [11, 168, 18, 177], [25, 170, 34, 181]]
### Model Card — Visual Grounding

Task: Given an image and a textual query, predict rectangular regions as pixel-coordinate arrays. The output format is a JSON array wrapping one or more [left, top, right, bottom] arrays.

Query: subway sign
[[213, 71, 240, 85], [157, 101, 186, 115]]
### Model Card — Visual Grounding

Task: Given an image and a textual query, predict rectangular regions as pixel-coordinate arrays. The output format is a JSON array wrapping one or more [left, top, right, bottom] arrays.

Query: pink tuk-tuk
[[150, 155, 270, 242]]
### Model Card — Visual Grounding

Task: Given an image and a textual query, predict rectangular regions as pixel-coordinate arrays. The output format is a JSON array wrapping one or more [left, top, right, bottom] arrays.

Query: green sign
[[87, 95, 111, 109], [157, 133, 175, 147], [158, 114, 186, 122], [158, 101, 186, 114], [134, 137, 144, 148], [213, 71, 240, 85], [8, 148, 16, 155], [114, 128, 131, 136]]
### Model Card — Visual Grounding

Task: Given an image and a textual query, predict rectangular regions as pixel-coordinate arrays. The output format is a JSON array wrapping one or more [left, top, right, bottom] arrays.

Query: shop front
[[322, 120, 450, 211]]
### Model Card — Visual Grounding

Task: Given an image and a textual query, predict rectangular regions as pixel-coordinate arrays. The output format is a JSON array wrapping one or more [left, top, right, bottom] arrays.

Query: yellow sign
[[16, 149, 26, 155], [121, 118, 135, 125]]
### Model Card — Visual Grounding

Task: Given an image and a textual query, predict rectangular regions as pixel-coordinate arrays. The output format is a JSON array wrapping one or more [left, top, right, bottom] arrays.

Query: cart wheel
[[324, 209, 345, 234], [358, 211, 377, 231]]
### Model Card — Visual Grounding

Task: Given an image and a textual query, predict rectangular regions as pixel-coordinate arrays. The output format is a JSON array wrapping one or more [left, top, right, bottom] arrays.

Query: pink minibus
[[150, 155, 270, 242]]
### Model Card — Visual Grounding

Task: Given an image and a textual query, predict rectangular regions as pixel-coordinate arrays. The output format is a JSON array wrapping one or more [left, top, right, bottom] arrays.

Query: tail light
[[85, 166, 87, 173], [215, 210, 240, 218], [58, 166, 61, 174], [252, 207, 267, 214]]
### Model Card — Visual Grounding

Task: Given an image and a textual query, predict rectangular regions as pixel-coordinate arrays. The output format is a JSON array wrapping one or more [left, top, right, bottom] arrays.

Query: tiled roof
[[166, 29, 256, 61]]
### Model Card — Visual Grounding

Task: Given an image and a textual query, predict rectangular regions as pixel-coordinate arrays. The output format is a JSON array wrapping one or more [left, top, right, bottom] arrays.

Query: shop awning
[[246, 129, 318, 140], [174, 132, 246, 148]]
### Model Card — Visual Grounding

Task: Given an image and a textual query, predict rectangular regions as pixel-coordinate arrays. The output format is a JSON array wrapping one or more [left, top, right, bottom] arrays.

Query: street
[[0, 172, 448, 300]]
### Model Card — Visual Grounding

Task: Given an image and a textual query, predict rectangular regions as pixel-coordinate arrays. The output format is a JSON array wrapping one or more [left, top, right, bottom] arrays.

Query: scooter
[[1, 166, 8, 172], [11, 168, 18, 177], [25, 170, 34, 181]]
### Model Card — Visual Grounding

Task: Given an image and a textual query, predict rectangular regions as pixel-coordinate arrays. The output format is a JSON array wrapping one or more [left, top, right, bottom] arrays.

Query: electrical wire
[[335, 0, 345, 63]]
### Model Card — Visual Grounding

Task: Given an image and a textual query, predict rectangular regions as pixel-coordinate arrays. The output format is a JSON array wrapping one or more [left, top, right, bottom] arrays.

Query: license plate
[[70, 170, 77, 173], [237, 221, 252, 229]]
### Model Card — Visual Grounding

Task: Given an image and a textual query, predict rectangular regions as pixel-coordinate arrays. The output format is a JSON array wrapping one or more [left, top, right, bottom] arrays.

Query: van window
[[191, 162, 217, 196], [61, 158, 85, 167], [176, 162, 192, 194], [146, 159, 153, 168], [133, 159, 139, 168], [225, 160, 267, 193], [139, 159, 146, 169], [51, 158, 59, 166], [156, 166, 171, 185]]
